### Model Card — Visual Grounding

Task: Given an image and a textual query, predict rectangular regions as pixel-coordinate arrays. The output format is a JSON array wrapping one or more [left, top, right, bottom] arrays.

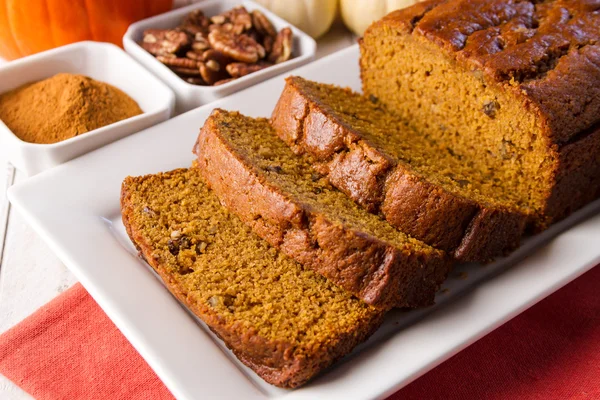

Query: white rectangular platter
[[8, 45, 600, 400]]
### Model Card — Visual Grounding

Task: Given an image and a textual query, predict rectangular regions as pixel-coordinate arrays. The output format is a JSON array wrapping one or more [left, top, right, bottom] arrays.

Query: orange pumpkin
[[0, 0, 173, 60]]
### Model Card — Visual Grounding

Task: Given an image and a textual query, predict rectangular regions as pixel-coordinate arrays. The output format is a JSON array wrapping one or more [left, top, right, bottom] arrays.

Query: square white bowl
[[124, 0, 317, 113], [0, 41, 175, 176]]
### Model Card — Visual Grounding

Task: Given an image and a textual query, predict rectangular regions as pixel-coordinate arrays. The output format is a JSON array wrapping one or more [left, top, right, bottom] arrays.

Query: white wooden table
[[0, 24, 355, 399]]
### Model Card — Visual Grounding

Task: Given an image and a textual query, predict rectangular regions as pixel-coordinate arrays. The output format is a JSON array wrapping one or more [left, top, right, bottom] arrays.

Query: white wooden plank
[[0, 51, 12, 267], [0, 169, 77, 400], [0, 170, 78, 334], [0, 376, 34, 400], [0, 164, 15, 268]]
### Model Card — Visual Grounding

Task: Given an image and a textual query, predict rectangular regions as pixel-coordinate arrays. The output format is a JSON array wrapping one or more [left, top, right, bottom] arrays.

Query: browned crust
[[120, 172, 385, 388], [193, 110, 451, 308], [270, 77, 527, 262], [542, 123, 600, 226]]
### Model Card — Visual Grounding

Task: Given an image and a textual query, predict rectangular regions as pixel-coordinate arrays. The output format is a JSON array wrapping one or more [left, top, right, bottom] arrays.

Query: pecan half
[[157, 56, 198, 69], [208, 30, 265, 63], [202, 49, 233, 66], [268, 27, 292, 64], [191, 37, 210, 52], [181, 9, 210, 34], [142, 29, 190, 56], [172, 66, 202, 76], [214, 78, 236, 86], [224, 6, 253, 34], [186, 50, 203, 60], [206, 59, 220, 71], [209, 22, 235, 33], [199, 61, 228, 84], [210, 6, 253, 34], [226, 61, 272, 78], [251, 10, 276, 38]]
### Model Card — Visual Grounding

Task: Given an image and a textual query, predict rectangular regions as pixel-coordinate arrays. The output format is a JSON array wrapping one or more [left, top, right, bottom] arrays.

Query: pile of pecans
[[141, 6, 293, 86]]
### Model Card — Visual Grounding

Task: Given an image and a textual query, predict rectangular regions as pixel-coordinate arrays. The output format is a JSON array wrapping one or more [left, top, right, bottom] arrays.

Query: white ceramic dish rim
[[0, 41, 175, 150], [123, 0, 317, 92], [7, 46, 600, 400]]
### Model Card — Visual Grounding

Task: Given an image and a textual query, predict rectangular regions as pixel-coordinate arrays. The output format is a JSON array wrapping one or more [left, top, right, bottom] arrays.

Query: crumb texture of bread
[[120, 168, 384, 388], [194, 109, 451, 308], [360, 0, 600, 228], [271, 76, 528, 261]]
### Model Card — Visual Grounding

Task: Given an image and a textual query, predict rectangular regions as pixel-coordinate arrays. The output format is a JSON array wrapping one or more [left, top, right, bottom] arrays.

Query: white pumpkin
[[253, 0, 338, 39], [340, 0, 420, 36]]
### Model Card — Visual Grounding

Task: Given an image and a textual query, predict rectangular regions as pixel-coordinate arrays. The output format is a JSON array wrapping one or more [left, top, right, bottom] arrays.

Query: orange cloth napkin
[[1, 265, 599, 400]]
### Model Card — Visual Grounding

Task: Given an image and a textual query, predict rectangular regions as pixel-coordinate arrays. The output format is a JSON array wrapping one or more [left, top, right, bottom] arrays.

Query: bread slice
[[360, 0, 600, 229], [270, 76, 528, 262], [193, 109, 451, 309], [120, 168, 384, 388]]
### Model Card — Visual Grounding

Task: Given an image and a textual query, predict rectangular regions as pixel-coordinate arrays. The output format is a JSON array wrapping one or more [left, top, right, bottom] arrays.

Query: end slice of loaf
[[360, 0, 600, 228], [193, 109, 451, 309], [270, 76, 528, 262], [121, 168, 384, 388]]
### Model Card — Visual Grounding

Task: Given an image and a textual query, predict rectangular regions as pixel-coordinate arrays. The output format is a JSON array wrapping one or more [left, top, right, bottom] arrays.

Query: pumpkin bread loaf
[[194, 109, 451, 308], [120, 168, 385, 388], [360, 0, 600, 229], [271, 76, 528, 261]]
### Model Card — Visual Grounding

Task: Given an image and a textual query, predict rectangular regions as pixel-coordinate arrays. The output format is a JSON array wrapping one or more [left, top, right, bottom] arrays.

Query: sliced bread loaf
[[193, 109, 451, 308], [360, 0, 600, 229], [120, 168, 384, 388], [271, 76, 528, 261]]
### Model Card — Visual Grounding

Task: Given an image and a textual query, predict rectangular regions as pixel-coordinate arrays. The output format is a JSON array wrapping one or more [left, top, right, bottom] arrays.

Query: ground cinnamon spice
[[0, 73, 143, 144]]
